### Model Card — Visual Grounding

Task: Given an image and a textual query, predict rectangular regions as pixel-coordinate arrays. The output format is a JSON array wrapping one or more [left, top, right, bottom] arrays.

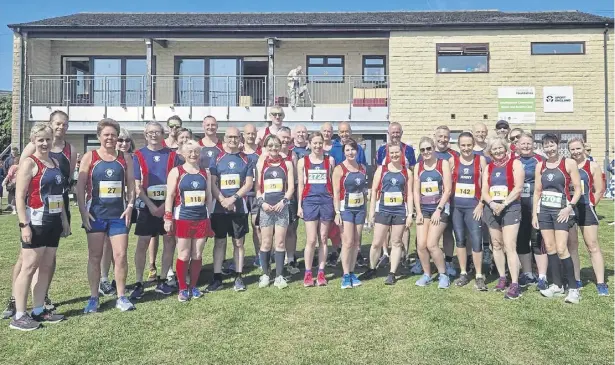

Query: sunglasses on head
[[118, 138, 132, 143], [420, 147, 433, 153]]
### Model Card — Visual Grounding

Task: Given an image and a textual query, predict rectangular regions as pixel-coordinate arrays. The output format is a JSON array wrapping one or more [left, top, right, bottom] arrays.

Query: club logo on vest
[[153, 156, 161, 162], [272, 171, 278, 178], [355, 178, 362, 186], [191, 181, 199, 189], [463, 168, 469, 174], [425, 177, 432, 182], [391, 178, 398, 185], [495, 172, 501, 178], [105, 169, 114, 177], [547, 173, 555, 181], [55, 175, 62, 185], [207, 151, 213, 157], [228, 161, 236, 169]]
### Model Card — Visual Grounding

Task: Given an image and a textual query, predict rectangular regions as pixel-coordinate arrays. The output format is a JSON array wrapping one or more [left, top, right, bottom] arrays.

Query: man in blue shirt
[[376, 122, 416, 169], [329, 122, 367, 166]]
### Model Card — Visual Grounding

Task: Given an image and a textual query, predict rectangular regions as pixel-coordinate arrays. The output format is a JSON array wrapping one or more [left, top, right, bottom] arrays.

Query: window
[[531, 42, 585, 55], [84, 135, 100, 152], [174, 57, 241, 106], [436, 44, 489, 73], [449, 130, 464, 145], [532, 130, 586, 157], [363, 56, 386, 82], [307, 56, 345, 82]]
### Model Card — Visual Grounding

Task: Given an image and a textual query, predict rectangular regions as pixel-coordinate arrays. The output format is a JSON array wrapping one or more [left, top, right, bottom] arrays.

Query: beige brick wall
[[389, 28, 615, 165]]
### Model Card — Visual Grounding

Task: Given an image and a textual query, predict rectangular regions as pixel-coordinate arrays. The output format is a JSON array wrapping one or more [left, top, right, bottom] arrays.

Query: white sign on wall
[[543, 86, 574, 113], [497, 87, 536, 124]]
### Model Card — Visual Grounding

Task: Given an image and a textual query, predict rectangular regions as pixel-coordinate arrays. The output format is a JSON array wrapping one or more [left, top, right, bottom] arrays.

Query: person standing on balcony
[[242, 124, 262, 268], [287, 65, 306, 108], [199, 116, 224, 171], [130, 121, 181, 300], [256, 107, 285, 148], [207, 127, 254, 292], [292, 125, 310, 159], [163, 116, 183, 150]]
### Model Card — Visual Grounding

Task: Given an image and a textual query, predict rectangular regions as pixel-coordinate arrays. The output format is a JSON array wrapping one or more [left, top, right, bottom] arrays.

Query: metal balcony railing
[[28, 74, 389, 110]]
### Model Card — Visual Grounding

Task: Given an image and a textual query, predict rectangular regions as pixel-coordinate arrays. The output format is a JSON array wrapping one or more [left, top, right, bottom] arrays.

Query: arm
[[503, 159, 524, 205], [439, 160, 452, 207], [76, 152, 94, 230], [122, 155, 136, 225], [15, 158, 35, 242], [567, 159, 582, 207], [254, 160, 264, 201], [163, 167, 179, 232], [532, 163, 543, 229], [368, 166, 382, 224], [481, 164, 493, 206], [332, 166, 343, 225], [413, 167, 423, 220], [285, 161, 295, 200], [19, 142, 36, 161], [69, 144, 78, 183], [591, 162, 605, 205], [132, 155, 158, 214], [405, 168, 414, 227], [296, 158, 305, 215], [206, 172, 214, 214]]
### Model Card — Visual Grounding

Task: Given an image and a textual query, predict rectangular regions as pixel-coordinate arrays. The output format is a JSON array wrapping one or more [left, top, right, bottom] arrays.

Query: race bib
[[455, 183, 475, 199], [99, 181, 122, 199], [48, 195, 63, 214], [541, 191, 564, 209], [420, 181, 439, 196], [489, 185, 508, 202], [383, 191, 403, 206], [521, 183, 531, 198], [307, 169, 327, 184], [220, 174, 240, 190], [347, 192, 365, 208], [184, 190, 205, 207], [264, 178, 284, 194], [147, 185, 166, 200]]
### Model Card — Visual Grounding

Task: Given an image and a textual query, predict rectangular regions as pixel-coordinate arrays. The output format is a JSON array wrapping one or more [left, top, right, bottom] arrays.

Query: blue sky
[[0, 0, 612, 90]]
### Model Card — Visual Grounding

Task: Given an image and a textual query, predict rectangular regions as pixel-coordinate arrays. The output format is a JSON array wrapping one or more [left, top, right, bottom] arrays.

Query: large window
[[362, 56, 386, 82], [307, 56, 345, 82], [174, 57, 240, 106], [531, 42, 585, 55], [436, 44, 489, 73]]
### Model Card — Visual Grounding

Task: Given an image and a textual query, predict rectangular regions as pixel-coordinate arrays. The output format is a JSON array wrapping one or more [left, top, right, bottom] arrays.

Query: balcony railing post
[[264, 77, 268, 120], [188, 76, 193, 120], [348, 76, 353, 120], [310, 79, 314, 120], [386, 75, 390, 121], [104, 76, 108, 118], [27, 76, 32, 119], [142, 75, 146, 120], [65, 75, 70, 116], [226, 76, 230, 120]]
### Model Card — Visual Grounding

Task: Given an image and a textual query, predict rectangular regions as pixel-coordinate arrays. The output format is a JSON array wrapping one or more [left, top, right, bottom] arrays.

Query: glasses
[[510, 135, 520, 141], [420, 147, 433, 153], [270, 113, 283, 117], [146, 131, 162, 136], [117, 138, 132, 143], [497, 126, 509, 131]]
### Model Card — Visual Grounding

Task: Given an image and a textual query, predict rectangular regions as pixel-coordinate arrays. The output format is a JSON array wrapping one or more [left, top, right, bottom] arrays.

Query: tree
[[0, 94, 11, 153]]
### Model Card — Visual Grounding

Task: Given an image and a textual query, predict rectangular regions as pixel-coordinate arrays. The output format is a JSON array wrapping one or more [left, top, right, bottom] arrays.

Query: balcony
[[28, 75, 389, 123]]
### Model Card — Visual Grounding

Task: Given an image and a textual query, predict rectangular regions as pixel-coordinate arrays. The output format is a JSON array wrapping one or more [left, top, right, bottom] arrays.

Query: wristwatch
[[18, 222, 27, 228], [232, 193, 240, 200], [282, 198, 290, 205], [437, 206, 444, 212]]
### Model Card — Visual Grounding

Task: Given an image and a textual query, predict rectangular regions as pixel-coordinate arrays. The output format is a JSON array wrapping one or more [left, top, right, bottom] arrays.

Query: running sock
[[539, 274, 547, 280], [547, 254, 563, 287], [476, 274, 484, 279], [275, 251, 285, 278], [460, 271, 467, 276], [15, 311, 25, 320], [260, 251, 271, 274], [189, 259, 202, 289], [445, 256, 453, 263], [32, 306, 44, 316], [318, 268, 325, 274], [176, 259, 188, 290], [562, 257, 577, 289], [101, 276, 109, 283], [305, 269, 312, 275], [213, 273, 223, 282]]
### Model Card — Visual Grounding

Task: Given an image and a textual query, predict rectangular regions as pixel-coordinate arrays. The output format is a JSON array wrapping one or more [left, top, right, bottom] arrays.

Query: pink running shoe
[[303, 271, 314, 287], [317, 271, 328, 286]]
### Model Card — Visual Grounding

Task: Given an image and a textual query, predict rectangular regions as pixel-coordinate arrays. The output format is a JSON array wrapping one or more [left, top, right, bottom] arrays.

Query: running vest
[[301, 156, 333, 202], [452, 155, 481, 208], [487, 157, 518, 205], [49, 142, 72, 188], [540, 158, 571, 211], [376, 165, 408, 215], [87, 150, 126, 219], [198, 139, 224, 170], [244, 149, 260, 197], [211, 151, 252, 214], [418, 160, 444, 213], [174, 165, 209, 220], [260, 158, 288, 205], [292, 144, 310, 159], [577, 160, 596, 206], [473, 148, 492, 164], [134, 147, 178, 205], [27, 155, 65, 225], [339, 164, 367, 212], [517, 154, 542, 204], [382, 143, 411, 168]]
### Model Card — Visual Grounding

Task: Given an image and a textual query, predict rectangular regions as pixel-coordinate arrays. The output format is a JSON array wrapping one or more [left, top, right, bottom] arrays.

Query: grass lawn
[[0, 201, 613, 365]]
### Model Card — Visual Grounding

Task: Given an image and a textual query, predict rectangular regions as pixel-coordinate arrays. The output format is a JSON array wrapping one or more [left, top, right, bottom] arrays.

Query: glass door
[[64, 57, 91, 105], [208, 59, 239, 106], [93, 59, 121, 106]]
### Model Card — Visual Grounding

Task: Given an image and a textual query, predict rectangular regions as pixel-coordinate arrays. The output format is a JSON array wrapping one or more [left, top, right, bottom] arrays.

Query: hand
[[262, 202, 273, 213], [473, 205, 483, 221], [21, 225, 32, 243], [272, 201, 285, 213], [557, 206, 573, 223], [405, 215, 414, 228], [430, 210, 441, 226], [120, 206, 133, 227], [532, 214, 539, 230], [61, 218, 71, 237], [492, 203, 504, 216], [164, 219, 173, 233], [297, 207, 304, 219], [416, 213, 424, 225], [81, 211, 95, 231], [334, 213, 342, 226]]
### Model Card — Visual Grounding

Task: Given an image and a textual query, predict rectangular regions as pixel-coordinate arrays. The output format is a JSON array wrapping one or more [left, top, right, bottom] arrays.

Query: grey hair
[[144, 120, 163, 132]]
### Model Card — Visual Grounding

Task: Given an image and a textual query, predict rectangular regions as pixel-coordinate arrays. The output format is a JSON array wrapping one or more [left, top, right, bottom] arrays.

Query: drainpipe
[[267, 38, 276, 112], [603, 25, 610, 176], [18, 29, 28, 149]]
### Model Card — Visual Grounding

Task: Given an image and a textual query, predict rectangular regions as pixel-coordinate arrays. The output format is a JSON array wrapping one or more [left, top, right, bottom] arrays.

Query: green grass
[[0, 201, 613, 365]]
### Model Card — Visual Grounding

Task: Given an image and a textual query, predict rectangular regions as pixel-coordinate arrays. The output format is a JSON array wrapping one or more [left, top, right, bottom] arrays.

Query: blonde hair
[[418, 136, 436, 149], [30, 122, 52, 140], [269, 106, 285, 117], [567, 137, 586, 148], [486, 137, 510, 155]]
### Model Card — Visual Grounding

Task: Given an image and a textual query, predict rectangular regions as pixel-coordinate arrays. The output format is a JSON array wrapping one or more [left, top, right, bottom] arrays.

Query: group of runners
[[2, 107, 609, 331]]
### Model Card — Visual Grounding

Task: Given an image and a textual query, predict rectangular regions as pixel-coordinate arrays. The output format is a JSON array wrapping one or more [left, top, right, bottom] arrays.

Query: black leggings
[[517, 203, 544, 255]]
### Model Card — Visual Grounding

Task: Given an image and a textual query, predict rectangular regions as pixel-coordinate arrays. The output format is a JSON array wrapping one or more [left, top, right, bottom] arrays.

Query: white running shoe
[[258, 274, 270, 288], [274, 276, 288, 289], [540, 284, 565, 298], [565, 289, 581, 304]]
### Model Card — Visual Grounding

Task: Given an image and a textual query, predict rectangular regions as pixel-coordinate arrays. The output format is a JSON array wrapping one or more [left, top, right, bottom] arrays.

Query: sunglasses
[[117, 138, 132, 143], [168, 124, 182, 129], [497, 126, 509, 130], [510, 135, 520, 141], [420, 147, 433, 153], [146, 131, 162, 136], [270, 113, 283, 117]]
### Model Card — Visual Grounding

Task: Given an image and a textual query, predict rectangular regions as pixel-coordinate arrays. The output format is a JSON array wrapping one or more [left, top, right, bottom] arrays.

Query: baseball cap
[[495, 120, 510, 129]]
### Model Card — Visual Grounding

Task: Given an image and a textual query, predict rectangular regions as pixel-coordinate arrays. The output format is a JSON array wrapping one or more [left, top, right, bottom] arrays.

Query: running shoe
[[205, 279, 223, 293], [504, 283, 521, 300], [410, 260, 423, 275], [274, 276, 289, 289], [376, 255, 390, 269], [356, 253, 368, 268], [359, 269, 377, 281], [474, 277, 488, 291], [454, 274, 470, 287], [316, 271, 328, 286], [234, 277, 246, 292], [154, 281, 175, 295], [130, 282, 144, 300], [9, 314, 41, 331], [494, 276, 508, 292], [467, 260, 475, 274], [415, 274, 433, 287], [384, 273, 396, 286], [303, 271, 314, 287], [148, 267, 157, 281], [565, 288, 581, 304], [350, 273, 362, 288], [191, 287, 204, 299], [83, 297, 99, 314], [31, 308, 65, 323], [576, 280, 584, 290], [341, 274, 353, 289], [44, 295, 56, 312], [536, 278, 548, 291], [326, 251, 339, 267], [597, 283, 609, 296], [286, 261, 300, 275], [116, 296, 135, 311], [438, 274, 450, 289], [253, 256, 261, 268], [222, 261, 236, 276], [2, 297, 15, 319], [259, 274, 271, 288], [540, 284, 565, 298], [445, 262, 457, 277], [99, 280, 116, 297], [519, 273, 538, 288], [178, 290, 190, 302], [167, 274, 178, 288]]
